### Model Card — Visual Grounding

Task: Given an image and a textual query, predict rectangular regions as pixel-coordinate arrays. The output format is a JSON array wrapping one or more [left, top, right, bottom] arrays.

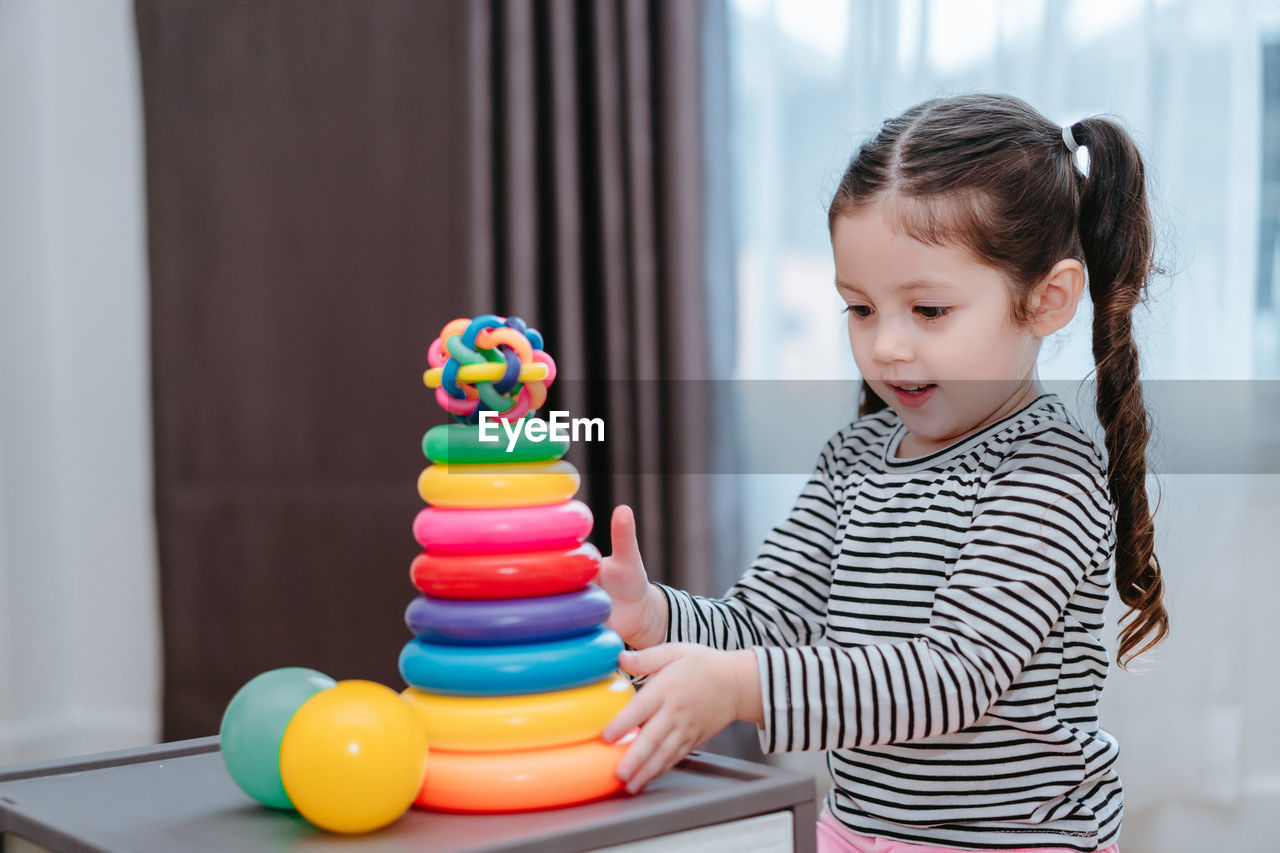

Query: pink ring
[[532, 350, 556, 385], [414, 501, 593, 554], [434, 384, 480, 415]]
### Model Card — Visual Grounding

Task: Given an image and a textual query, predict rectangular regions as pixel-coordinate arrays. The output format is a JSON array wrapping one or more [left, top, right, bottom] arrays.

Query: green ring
[[423, 423, 570, 464], [445, 335, 487, 365], [476, 381, 520, 413]]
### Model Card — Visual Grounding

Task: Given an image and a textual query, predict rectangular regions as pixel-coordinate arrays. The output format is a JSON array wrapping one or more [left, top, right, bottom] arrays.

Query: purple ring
[[405, 585, 613, 645]]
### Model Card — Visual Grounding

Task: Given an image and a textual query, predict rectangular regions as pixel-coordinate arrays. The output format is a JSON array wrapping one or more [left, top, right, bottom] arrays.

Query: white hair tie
[[1062, 123, 1081, 153]]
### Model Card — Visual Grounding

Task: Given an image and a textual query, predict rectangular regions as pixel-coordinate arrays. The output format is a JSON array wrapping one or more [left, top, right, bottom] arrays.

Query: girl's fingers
[[613, 707, 674, 782], [600, 505, 649, 609], [609, 504, 643, 564], [625, 729, 691, 794], [617, 645, 679, 677], [603, 687, 660, 744]]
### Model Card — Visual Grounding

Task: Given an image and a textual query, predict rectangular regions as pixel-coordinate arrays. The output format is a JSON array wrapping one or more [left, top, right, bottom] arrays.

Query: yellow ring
[[417, 461, 580, 508], [422, 362, 549, 389], [400, 672, 633, 752]]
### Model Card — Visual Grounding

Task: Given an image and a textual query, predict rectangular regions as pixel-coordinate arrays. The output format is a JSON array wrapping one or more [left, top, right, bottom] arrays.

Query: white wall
[[0, 0, 160, 764]]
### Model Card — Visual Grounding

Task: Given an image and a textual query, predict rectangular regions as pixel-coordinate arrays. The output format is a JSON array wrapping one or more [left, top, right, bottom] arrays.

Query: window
[[727, 0, 1277, 383]]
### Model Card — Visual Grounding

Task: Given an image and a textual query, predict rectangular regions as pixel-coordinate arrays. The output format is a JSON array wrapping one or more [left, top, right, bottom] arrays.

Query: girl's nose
[[871, 318, 913, 363]]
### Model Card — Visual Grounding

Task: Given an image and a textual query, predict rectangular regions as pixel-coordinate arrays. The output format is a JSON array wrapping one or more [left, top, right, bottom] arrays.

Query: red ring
[[410, 543, 602, 600]]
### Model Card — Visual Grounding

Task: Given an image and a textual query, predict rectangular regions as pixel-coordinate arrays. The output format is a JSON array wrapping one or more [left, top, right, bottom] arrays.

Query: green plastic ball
[[219, 667, 336, 809]]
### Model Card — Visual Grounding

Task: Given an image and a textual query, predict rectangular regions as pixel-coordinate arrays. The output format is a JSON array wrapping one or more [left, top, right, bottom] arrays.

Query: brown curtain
[[137, 0, 752, 757], [136, 0, 473, 739], [464, 0, 733, 591]]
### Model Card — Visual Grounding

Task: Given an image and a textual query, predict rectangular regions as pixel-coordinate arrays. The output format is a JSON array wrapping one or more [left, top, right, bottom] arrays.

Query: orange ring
[[433, 319, 471, 362], [475, 327, 534, 365], [415, 734, 635, 813]]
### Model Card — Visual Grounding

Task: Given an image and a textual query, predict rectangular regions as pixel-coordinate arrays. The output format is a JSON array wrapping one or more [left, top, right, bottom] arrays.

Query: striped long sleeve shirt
[[657, 392, 1122, 852]]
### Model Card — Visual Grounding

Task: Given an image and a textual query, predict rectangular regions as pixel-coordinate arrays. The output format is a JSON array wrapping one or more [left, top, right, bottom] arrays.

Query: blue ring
[[398, 626, 623, 696], [505, 316, 544, 352], [405, 586, 612, 645], [461, 314, 505, 349], [442, 357, 463, 398], [493, 344, 521, 394]]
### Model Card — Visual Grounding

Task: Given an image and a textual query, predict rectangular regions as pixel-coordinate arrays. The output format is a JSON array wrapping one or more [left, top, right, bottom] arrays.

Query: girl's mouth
[[888, 382, 936, 408]]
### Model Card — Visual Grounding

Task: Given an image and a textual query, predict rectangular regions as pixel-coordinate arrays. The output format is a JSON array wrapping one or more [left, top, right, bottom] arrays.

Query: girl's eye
[[841, 304, 950, 320]]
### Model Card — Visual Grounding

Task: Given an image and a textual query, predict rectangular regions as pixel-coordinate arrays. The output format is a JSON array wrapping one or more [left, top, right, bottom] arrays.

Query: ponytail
[[1071, 118, 1169, 670]]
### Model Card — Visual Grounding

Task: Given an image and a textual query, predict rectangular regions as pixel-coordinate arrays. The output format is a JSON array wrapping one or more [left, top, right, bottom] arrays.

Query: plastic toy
[[278, 680, 428, 834], [415, 734, 636, 813], [400, 672, 633, 751], [214, 314, 628, 834], [409, 542, 602, 599], [404, 585, 612, 644], [411, 501, 592, 554], [422, 422, 569, 465], [424, 359, 548, 389], [403, 314, 629, 813], [398, 626, 623, 695], [423, 315, 556, 423], [219, 667, 336, 809], [416, 460, 581, 508]]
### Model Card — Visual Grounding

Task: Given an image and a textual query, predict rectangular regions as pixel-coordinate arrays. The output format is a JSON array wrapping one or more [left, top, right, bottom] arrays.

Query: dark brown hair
[[828, 93, 1167, 670]]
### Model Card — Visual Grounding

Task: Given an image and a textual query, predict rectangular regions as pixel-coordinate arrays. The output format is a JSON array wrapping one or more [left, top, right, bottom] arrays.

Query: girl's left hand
[[602, 644, 763, 794]]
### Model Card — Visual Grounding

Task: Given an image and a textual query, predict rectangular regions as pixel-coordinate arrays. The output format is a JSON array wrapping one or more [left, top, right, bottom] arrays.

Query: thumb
[[619, 644, 679, 677], [609, 504, 643, 564]]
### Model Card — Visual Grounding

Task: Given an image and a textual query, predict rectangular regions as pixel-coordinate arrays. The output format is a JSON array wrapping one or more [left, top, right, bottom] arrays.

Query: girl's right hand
[[598, 504, 668, 649]]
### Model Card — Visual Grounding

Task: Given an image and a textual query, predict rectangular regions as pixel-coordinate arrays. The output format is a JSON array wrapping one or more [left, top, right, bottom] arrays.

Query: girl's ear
[[1029, 259, 1086, 337]]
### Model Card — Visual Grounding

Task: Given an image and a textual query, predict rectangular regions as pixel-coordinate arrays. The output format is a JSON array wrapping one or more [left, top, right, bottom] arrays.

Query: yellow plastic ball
[[278, 680, 428, 834]]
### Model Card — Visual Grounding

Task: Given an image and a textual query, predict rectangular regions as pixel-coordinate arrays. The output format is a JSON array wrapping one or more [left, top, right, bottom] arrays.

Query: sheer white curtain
[[0, 0, 160, 764], [725, 1, 1280, 850]]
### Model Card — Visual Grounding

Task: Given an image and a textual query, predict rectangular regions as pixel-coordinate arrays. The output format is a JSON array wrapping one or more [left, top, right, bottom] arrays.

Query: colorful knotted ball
[[423, 315, 556, 424]]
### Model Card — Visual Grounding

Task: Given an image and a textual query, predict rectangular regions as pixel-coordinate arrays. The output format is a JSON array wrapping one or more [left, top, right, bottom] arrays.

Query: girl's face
[[832, 199, 1043, 456]]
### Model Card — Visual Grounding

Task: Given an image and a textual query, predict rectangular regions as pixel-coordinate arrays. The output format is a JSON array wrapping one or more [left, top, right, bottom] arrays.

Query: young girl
[[598, 93, 1169, 853]]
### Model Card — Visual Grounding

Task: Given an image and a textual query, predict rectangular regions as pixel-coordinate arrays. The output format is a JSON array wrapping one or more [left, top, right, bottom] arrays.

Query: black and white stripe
[[659, 393, 1122, 851]]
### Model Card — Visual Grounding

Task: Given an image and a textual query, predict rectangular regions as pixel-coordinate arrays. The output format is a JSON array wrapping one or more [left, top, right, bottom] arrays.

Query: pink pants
[[818, 810, 1120, 853]]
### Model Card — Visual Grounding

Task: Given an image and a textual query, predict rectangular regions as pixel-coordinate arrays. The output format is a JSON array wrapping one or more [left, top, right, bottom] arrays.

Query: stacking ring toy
[[412, 501, 592, 554], [417, 461, 580, 508], [400, 672, 633, 751], [398, 626, 623, 696], [405, 585, 612, 644], [415, 734, 634, 812], [422, 423, 569, 465], [410, 542, 601, 599]]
